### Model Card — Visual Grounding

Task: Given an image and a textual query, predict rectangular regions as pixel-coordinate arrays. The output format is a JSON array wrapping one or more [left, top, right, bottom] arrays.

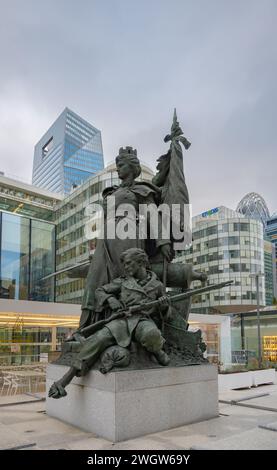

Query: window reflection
[[0, 213, 29, 299], [30, 220, 55, 301], [0, 212, 55, 301]]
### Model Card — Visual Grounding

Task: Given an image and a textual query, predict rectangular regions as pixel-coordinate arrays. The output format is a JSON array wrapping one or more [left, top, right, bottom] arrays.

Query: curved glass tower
[[236, 192, 270, 230]]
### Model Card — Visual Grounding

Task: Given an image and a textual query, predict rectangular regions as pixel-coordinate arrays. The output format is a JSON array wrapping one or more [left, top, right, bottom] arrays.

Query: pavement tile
[[191, 428, 277, 450], [0, 423, 35, 450], [104, 438, 179, 451], [242, 393, 277, 410], [1, 383, 277, 450], [66, 437, 111, 450]]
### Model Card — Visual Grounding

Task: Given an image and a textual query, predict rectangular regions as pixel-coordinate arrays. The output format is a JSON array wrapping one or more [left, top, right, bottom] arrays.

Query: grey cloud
[[0, 0, 276, 214]]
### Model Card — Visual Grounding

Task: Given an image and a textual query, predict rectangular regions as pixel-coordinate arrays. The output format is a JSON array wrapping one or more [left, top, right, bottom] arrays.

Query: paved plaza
[[0, 382, 277, 450]]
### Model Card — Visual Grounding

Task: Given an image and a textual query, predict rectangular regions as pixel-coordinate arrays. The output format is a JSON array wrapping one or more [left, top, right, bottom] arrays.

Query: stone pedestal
[[46, 364, 218, 442]]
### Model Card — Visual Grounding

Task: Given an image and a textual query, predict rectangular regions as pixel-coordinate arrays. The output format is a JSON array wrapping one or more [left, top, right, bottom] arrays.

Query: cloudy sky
[[0, 0, 276, 215]]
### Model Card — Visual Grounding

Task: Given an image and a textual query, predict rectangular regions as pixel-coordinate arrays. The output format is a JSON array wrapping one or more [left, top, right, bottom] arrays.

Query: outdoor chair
[[10, 374, 30, 395], [0, 373, 13, 396]]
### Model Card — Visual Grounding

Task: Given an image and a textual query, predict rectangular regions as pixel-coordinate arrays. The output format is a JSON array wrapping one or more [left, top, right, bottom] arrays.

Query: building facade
[[32, 108, 104, 194], [0, 211, 56, 302], [231, 306, 277, 364], [0, 174, 61, 221], [0, 177, 64, 365], [0, 176, 62, 302], [264, 238, 275, 305], [266, 214, 277, 299], [237, 193, 276, 302], [0, 299, 79, 366], [175, 206, 266, 314]]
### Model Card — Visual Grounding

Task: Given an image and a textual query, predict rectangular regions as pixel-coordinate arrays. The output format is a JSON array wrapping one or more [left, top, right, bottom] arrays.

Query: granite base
[[46, 364, 218, 442]]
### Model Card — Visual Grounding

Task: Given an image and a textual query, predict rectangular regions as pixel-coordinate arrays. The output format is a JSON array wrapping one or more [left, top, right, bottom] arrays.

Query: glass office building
[[0, 174, 62, 301], [237, 193, 277, 300], [176, 206, 266, 314], [32, 108, 104, 195], [0, 211, 55, 302], [264, 238, 275, 305], [266, 214, 277, 298], [0, 173, 62, 221], [231, 306, 277, 363], [0, 299, 79, 366], [0, 175, 65, 365]]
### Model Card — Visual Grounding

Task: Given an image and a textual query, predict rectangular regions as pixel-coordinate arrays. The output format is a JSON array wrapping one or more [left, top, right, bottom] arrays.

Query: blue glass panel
[[29, 220, 55, 301], [0, 213, 30, 300]]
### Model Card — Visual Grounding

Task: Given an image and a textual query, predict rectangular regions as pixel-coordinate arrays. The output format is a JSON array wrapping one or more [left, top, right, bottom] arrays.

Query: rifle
[[80, 280, 233, 338], [40, 260, 90, 281]]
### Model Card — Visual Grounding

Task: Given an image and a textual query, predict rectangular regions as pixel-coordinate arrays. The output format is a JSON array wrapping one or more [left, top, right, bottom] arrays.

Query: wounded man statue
[[49, 248, 171, 399]]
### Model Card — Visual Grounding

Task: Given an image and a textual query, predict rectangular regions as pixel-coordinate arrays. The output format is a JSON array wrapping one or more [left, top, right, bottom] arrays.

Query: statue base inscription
[[46, 363, 218, 442]]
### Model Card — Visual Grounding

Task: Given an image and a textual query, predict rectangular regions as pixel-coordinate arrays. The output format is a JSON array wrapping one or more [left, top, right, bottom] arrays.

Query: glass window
[[229, 236, 240, 246], [206, 225, 217, 236], [29, 220, 55, 301], [230, 263, 241, 272], [240, 223, 250, 232], [0, 213, 30, 299], [223, 250, 229, 259], [209, 265, 219, 274], [218, 237, 229, 246]]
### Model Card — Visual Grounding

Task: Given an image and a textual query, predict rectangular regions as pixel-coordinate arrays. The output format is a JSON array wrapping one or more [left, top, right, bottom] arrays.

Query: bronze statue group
[[49, 112, 228, 399]]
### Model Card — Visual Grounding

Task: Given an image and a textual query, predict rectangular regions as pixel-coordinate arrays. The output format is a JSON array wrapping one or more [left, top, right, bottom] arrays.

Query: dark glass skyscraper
[[266, 214, 277, 298], [32, 108, 104, 194]]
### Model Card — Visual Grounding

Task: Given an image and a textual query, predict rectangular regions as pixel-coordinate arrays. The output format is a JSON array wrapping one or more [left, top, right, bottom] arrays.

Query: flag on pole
[[152, 109, 191, 250]]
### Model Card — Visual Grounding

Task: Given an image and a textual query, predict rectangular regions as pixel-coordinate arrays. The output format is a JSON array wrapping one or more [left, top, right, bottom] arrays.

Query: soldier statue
[[49, 248, 171, 399]]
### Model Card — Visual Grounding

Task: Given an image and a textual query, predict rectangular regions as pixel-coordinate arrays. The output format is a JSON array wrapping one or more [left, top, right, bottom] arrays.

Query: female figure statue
[[79, 146, 171, 329]]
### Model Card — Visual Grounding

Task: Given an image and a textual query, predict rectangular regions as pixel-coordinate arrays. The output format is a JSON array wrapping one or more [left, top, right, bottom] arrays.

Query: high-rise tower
[[32, 108, 104, 194]]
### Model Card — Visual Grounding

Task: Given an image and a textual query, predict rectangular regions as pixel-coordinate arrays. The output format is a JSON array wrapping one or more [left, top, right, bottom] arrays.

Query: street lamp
[[250, 271, 265, 368]]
